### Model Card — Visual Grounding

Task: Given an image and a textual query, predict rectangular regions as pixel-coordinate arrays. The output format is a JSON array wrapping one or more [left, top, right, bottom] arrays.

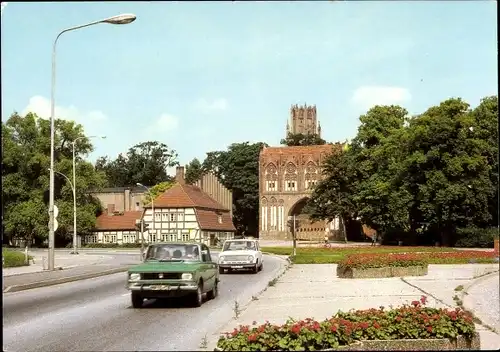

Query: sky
[[1, 1, 497, 170]]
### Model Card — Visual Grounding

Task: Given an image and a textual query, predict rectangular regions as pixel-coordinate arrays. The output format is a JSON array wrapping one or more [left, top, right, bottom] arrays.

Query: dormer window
[[218, 215, 223, 224]]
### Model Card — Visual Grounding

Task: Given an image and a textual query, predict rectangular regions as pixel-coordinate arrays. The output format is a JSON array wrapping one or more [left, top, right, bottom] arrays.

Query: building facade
[[88, 168, 235, 246], [259, 104, 341, 241], [141, 167, 236, 246]]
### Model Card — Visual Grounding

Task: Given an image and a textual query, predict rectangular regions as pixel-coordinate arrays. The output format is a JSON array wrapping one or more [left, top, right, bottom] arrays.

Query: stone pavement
[[208, 263, 500, 350]]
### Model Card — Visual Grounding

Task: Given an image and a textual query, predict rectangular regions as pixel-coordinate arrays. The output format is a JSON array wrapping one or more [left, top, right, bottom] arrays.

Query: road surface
[[3, 254, 286, 351]]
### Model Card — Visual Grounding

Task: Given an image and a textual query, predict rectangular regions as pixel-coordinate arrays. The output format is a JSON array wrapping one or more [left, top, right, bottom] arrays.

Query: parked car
[[218, 239, 263, 274], [126, 242, 219, 308]]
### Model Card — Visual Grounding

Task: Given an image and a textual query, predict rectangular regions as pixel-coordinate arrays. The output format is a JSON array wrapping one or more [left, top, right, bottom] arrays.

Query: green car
[[126, 242, 219, 308]]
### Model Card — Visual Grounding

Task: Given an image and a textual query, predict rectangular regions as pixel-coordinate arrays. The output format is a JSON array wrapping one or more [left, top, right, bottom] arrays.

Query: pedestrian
[[371, 233, 378, 246], [324, 234, 329, 245]]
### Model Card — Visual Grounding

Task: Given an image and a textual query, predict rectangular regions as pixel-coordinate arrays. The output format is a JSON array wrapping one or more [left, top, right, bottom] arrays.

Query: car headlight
[[219, 256, 225, 262], [129, 273, 140, 281], [247, 255, 254, 261], [181, 273, 193, 280]]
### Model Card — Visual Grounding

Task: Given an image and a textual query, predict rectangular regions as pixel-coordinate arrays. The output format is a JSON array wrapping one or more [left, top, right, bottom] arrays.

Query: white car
[[218, 239, 263, 274]]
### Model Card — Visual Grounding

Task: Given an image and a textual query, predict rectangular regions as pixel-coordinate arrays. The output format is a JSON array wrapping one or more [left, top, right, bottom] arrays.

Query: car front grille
[[224, 255, 249, 261], [141, 273, 182, 280]]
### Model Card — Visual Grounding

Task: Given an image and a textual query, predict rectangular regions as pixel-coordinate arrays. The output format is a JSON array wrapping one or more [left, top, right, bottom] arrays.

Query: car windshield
[[144, 244, 201, 262], [223, 241, 256, 251]]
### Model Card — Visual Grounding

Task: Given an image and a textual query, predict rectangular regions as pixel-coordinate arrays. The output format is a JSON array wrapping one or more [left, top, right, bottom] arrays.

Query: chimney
[[107, 204, 115, 215], [176, 166, 185, 184]]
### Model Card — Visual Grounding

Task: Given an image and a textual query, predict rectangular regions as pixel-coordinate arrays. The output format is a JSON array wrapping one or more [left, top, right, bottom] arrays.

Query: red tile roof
[[195, 209, 236, 232], [260, 144, 340, 156], [145, 183, 228, 211], [94, 211, 142, 231]]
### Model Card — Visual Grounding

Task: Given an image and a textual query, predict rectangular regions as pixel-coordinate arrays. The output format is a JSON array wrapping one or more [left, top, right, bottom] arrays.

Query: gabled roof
[[145, 183, 229, 211], [94, 211, 142, 231], [260, 144, 338, 156], [196, 209, 236, 232]]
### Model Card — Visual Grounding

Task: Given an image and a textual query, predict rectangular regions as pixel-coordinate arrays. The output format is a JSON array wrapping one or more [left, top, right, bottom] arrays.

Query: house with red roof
[[87, 166, 235, 246]]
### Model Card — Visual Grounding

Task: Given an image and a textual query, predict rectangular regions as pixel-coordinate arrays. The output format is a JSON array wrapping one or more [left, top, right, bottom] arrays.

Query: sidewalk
[[463, 271, 500, 333], [208, 263, 500, 350]]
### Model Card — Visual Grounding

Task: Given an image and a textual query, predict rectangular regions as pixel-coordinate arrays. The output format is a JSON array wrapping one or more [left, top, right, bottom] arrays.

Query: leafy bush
[[2, 249, 33, 267], [216, 297, 475, 351], [337, 251, 498, 270], [455, 227, 497, 248], [338, 253, 428, 270]]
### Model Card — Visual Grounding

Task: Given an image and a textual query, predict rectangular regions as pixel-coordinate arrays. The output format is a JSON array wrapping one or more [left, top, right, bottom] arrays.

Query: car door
[[201, 244, 217, 290]]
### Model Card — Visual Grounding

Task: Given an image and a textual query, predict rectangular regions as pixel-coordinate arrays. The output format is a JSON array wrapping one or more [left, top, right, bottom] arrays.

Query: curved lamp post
[[71, 135, 106, 254], [50, 169, 75, 250], [47, 14, 136, 271]]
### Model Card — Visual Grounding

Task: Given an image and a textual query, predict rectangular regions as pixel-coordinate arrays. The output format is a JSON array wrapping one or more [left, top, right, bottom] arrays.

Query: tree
[[2, 112, 106, 246], [202, 142, 268, 236], [96, 141, 179, 187], [185, 158, 203, 185], [308, 97, 498, 247], [280, 132, 326, 146]]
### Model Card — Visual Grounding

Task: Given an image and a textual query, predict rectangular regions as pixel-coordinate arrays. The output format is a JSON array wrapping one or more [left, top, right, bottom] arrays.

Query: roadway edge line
[[3, 267, 130, 293]]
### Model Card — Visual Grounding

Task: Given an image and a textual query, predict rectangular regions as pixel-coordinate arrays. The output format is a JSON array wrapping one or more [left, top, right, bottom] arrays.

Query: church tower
[[286, 103, 321, 137]]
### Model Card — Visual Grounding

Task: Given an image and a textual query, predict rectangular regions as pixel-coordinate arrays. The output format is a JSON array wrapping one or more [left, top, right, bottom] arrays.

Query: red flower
[[420, 295, 428, 305], [373, 322, 381, 329], [247, 334, 258, 342], [396, 316, 402, 322], [411, 300, 420, 307], [427, 326, 433, 333], [331, 325, 338, 332], [291, 324, 301, 334]]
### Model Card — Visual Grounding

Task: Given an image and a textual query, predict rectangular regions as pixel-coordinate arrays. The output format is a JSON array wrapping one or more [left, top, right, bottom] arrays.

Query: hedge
[[2, 249, 33, 268], [216, 296, 476, 351]]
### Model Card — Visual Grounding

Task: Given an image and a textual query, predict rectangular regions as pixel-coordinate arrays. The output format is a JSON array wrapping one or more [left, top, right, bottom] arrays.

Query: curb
[[3, 267, 130, 293], [460, 270, 500, 333]]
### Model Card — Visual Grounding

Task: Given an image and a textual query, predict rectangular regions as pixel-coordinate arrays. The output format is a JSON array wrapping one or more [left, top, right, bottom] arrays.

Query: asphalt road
[[3, 254, 286, 352]]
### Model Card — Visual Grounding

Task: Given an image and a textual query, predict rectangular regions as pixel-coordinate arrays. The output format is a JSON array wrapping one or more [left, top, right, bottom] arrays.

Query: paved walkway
[[208, 263, 500, 350]]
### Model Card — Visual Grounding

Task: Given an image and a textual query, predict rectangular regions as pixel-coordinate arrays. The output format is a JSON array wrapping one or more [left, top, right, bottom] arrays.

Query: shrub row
[[2, 249, 33, 268], [82, 243, 145, 248], [216, 297, 475, 351]]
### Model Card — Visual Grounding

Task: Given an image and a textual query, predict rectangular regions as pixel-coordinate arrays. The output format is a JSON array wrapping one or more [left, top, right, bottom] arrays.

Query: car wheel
[[191, 282, 203, 307], [252, 263, 258, 274], [259, 262, 264, 272], [207, 281, 218, 300], [131, 293, 143, 308]]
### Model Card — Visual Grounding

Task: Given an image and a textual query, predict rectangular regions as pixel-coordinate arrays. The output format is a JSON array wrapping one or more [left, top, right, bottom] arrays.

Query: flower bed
[[216, 297, 479, 351]]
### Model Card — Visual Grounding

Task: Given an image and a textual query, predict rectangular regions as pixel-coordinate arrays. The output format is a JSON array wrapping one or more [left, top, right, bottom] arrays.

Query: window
[[154, 213, 161, 220], [182, 233, 190, 242], [170, 213, 177, 222], [148, 233, 157, 243], [168, 233, 176, 242], [178, 213, 184, 221], [285, 181, 297, 192], [266, 181, 277, 192], [135, 202, 140, 210], [162, 213, 168, 219], [218, 215, 223, 224], [104, 234, 117, 243], [85, 235, 97, 243], [123, 233, 136, 244], [160, 232, 168, 242], [306, 180, 317, 190]]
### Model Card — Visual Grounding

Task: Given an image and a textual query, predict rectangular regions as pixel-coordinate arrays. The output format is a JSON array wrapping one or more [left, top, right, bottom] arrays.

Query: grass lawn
[[260, 246, 485, 264]]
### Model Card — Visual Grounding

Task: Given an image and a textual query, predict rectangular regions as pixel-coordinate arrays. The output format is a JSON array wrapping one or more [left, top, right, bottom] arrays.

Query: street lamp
[[137, 183, 155, 234], [71, 135, 106, 255], [48, 13, 136, 271]]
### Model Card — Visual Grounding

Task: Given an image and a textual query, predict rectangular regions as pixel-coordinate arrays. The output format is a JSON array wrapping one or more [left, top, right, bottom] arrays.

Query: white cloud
[[351, 86, 411, 110], [193, 98, 228, 113], [22, 95, 108, 125], [144, 113, 179, 135]]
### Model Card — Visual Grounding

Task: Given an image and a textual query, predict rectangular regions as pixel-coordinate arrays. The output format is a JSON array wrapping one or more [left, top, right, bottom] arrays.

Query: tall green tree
[[202, 142, 267, 236], [185, 158, 203, 185], [96, 141, 179, 187], [2, 112, 106, 245], [280, 132, 326, 146]]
